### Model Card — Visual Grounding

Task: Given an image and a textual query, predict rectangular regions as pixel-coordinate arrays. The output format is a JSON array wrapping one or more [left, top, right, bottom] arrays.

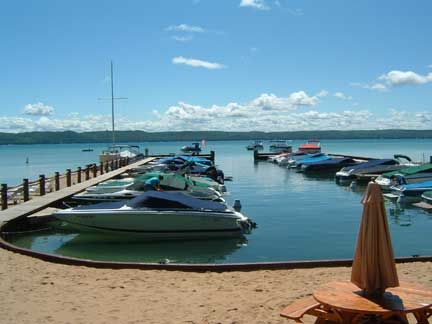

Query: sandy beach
[[0, 248, 430, 324]]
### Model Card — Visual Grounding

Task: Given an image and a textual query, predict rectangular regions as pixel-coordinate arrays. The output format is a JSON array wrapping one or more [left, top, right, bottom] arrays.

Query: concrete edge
[[1, 235, 431, 272]]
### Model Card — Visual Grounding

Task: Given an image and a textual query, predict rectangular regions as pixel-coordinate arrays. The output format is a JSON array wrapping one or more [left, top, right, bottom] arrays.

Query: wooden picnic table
[[312, 281, 432, 323]]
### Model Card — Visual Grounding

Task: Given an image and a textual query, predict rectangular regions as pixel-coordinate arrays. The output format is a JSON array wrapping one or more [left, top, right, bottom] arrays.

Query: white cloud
[[166, 24, 205, 33], [4, 94, 432, 133], [172, 35, 193, 42], [379, 70, 432, 86], [350, 82, 388, 92], [172, 56, 226, 70], [23, 102, 54, 116], [287, 8, 304, 16], [334, 92, 352, 100], [316, 90, 329, 97], [239, 0, 269, 10]]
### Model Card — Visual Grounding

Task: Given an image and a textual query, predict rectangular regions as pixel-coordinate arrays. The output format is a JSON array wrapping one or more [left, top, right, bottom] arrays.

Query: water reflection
[[9, 230, 248, 264]]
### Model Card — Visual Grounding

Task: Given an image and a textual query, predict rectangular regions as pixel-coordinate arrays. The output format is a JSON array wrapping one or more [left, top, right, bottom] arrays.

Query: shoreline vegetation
[[1, 129, 432, 145]]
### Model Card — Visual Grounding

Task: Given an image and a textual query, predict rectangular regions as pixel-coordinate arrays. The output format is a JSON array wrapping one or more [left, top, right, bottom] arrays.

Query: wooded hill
[[1, 129, 432, 145]]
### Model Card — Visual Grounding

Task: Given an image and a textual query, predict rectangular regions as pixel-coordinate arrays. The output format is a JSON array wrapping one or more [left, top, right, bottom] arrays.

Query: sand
[[0, 248, 430, 324]]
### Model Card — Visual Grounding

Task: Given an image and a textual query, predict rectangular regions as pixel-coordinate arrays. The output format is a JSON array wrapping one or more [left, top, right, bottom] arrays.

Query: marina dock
[[0, 151, 215, 224]]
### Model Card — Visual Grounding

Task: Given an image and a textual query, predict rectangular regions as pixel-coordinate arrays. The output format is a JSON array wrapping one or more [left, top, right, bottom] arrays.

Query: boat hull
[[53, 209, 250, 238]]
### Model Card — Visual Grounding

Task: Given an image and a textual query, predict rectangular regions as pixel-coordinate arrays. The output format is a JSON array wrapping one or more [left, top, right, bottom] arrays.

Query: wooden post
[[210, 150, 215, 163], [23, 179, 29, 202], [253, 149, 258, 162], [92, 164, 97, 177], [99, 162, 104, 175], [77, 167, 82, 183], [126, 157, 130, 165], [55, 172, 60, 191], [39, 175, 46, 196], [85, 165, 90, 180], [110, 160, 114, 171], [145, 148, 149, 156], [66, 169, 72, 187], [1, 184, 7, 210], [104, 162, 109, 173]]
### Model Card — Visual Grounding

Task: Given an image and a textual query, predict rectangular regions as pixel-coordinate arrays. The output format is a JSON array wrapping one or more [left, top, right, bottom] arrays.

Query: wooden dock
[[0, 157, 155, 224]]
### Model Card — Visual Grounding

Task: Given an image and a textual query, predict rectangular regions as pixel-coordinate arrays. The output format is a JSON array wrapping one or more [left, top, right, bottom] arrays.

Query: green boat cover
[[422, 190, 432, 199], [382, 163, 432, 178]]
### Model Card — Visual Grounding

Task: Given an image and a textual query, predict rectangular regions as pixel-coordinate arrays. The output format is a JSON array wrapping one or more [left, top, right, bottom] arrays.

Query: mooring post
[[126, 157, 130, 165], [55, 172, 60, 191], [66, 169, 72, 187], [23, 178, 29, 202], [104, 162, 109, 173], [85, 165, 90, 180], [99, 162, 104, 175], [1, 184, 7, 210], [77, 167, 82, 183], [210, 150, 215, 163], [39, 174, 46, 196], [253, 149, 258, 162], [145, 148, 148, 157], [92, 164, 97, 177]]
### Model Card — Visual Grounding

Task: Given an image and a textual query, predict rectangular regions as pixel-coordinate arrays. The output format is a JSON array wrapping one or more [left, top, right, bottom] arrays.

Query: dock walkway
[[0, 157, 156, 224]]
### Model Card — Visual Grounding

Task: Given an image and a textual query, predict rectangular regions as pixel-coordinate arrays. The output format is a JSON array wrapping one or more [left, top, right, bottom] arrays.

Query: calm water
[[2, 139, 432, 263]]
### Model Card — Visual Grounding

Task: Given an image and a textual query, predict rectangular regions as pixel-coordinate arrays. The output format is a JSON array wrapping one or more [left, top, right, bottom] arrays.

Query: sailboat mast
[[110, 61, 115, 146]]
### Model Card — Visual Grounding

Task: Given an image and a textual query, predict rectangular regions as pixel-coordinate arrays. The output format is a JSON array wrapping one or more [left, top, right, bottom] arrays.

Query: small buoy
[[233, 199, 242, 212]]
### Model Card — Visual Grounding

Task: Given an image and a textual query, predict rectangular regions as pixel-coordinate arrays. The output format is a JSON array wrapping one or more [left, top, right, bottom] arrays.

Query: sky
[[1, 0, 432, 133]]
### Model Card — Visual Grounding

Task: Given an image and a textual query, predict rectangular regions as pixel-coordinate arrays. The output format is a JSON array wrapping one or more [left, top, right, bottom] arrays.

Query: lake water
[[2, 139, 432, 263]]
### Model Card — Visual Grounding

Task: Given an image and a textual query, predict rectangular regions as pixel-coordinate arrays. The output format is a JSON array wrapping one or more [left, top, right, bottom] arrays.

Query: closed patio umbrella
[[351, 182, 399, 295]]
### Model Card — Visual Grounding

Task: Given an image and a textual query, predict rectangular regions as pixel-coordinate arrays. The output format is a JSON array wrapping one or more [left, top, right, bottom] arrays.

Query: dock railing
[[0, 156, 138, 210]]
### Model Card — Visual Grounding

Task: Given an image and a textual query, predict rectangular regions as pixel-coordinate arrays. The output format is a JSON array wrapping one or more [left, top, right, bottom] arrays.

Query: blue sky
[[1, 0, 432, 132]]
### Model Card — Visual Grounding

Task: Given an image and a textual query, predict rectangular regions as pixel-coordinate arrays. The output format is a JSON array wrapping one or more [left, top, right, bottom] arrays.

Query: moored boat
[[298, 139, 321, 154], [421, 190, 432, 204], [389, 180, 432, 203], [300, 157, 357, 173], [335, 159, 400, 184], [99, 145, 142, 163], [246, 140, 264, 151], [181, 142, 201, 153], [269, 140, 292, 153], [53, 191, 255, 239], [375, 163, 432, 191]]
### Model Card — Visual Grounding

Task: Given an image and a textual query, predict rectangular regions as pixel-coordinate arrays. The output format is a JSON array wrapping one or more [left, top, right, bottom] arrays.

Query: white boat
[[99, 144, 142, 163], [53, 191, 255, 239], [246, 140, 264, 151], [269, 140, 292, 153]]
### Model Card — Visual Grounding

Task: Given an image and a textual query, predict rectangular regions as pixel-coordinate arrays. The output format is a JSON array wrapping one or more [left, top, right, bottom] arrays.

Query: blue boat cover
[[298, 155, 331, 165], [401, 180, 432, 190], [341, 159, 398, 172], [302, 157, 355, 166]]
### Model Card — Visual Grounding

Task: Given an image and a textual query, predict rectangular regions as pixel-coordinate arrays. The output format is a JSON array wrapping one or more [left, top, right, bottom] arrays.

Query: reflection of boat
[[335, 159, 400, 184], [53, 233, 247, 263], [99, 144, 142, 163], [181, 142, 201, 153], [298, 139, 321, 153], [375, 163, 432, 191], [246, 141, 264, 151], [53, 191, 255, 239]]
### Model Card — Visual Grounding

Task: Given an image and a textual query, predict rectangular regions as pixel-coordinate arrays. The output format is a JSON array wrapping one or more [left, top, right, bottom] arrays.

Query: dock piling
[[55, 172, 60, 191], [210, 150, 215, 163], [1, 184, 7, 210], [39, 175, 46, 196], [77, 167, 82, 183], [99, 162, 104, 175], [145, 148, 148, 157], [85, 166, 90, 180], [66, 169, 72, 187], [92, 164, 97, 178], [23, 179, 29, 202]]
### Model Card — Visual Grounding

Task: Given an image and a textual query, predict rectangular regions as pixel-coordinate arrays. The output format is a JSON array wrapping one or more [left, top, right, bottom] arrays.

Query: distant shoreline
[[1, 129, 432, 145]]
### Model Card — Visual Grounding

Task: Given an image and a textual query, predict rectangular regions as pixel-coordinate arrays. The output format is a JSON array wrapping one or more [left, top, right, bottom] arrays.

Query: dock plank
[[0, 157, 156, 223]]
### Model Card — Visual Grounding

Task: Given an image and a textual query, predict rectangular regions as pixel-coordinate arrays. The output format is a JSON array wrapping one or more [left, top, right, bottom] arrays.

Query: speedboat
[[181, 142, 201, 153], [99, 144, 142, 163], [300, 157, 357, 173], [269, 140, 292, 153], [292, 153, 330, 169], [389, 180, 432, 203], [53, 191, 255, 239], [375, 163, 432, 191], [335, 159, 400, 184], [298, 139, 321, 154], [421, 191, 432, 204], [277, 152, 307, 166], [246, 140, 264, 151]]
